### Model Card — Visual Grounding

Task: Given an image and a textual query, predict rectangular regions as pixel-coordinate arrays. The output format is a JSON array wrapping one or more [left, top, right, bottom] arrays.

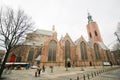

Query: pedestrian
[[42, 65, 45, 72], [35, 69, 37, 77], [37, 66, 41, 77], [26, 64, 30, 69], [110, 61, 113, 67]]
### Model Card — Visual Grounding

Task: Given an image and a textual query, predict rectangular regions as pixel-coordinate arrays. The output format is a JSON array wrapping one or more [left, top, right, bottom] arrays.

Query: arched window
[[94, 31, 98, 36], [48, 40, 56, 61], [94, 43, 101, 60], [80, 42, 88, 60], [27, 48, 34, 62], [65, 40, 71, 60], [89, 32, 92, 38]]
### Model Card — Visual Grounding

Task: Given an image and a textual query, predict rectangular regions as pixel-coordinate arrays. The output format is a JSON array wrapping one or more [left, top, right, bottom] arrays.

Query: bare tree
[[112, 42, 120, 50], [112, 22, 120, 51], [114, 22, 120, 43], [0, 7, 33, 78]]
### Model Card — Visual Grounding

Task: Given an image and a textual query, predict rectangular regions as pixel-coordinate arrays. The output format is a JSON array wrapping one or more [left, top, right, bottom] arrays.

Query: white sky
[[0, 0, 120, 49]]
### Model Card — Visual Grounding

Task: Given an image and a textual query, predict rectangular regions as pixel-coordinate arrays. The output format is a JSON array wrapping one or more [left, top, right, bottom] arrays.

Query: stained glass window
[[80, 42, 88, 60], [65, 40, 70, 60], [94, 43, 101, 60], [48, 40, 56, 61]]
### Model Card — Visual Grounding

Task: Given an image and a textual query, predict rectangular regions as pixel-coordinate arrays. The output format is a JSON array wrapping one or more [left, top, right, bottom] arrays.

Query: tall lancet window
[[80, 42, 88, 60], [94, 43, 101, 60], [48, 40, 56, 61], [27, 48, 34, 62], [65, 40, 70, 60]]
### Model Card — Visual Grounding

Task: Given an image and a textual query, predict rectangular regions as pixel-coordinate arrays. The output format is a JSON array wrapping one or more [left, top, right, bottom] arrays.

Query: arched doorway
[[89, 61, 92, 66]]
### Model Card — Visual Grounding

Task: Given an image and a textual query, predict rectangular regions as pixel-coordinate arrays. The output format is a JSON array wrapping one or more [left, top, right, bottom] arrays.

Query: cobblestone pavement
[[90, 68, 120, 80], [1, 66, 120, 80]]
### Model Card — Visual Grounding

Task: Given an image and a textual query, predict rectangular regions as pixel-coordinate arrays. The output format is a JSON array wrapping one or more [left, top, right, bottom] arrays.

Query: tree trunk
[[0, 50, 10, 78]]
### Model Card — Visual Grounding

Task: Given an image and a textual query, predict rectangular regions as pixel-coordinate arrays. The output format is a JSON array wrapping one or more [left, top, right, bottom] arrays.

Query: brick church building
[[8, 13, 114, 67]]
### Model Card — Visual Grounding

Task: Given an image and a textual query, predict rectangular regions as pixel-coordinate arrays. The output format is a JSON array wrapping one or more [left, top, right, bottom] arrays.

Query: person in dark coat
[[37, 66, 41, 77], [42, 65, 45, 72]]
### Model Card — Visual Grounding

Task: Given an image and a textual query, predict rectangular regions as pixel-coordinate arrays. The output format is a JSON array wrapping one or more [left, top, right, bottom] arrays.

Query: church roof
[[33, 29, 53, 36], [23, 41, 44, 46], [87, 40, 109, 50], [88, 39, 93, 46], [74, 36, 86, 45], [74, 38, 80, 45], [98, 42, 109, 50]]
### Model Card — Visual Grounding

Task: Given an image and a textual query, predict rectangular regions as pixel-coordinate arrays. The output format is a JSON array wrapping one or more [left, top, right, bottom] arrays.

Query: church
[[8, 13, 114, 67]]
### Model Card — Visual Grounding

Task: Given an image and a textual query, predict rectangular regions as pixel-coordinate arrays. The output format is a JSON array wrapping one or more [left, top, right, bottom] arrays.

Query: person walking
[[35, 69, 37, 77], [37, 66, 41, 77], [42, 65, 45, 72]]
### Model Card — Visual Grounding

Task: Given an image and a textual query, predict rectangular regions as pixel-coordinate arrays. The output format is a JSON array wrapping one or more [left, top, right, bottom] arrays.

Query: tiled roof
[[98, 42, 109, 50], [88, 39, 93, 46], [33, 29, 53, 36], [74, 38, 80, 45], [23, 42, 44, 46]]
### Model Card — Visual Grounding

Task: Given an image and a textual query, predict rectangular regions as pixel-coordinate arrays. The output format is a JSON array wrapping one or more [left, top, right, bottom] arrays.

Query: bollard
[[83, 74, 85, 80], [102, 70, 104, 73], [97, 71, 99, 75], [35, 71, 37, 77], [77, 76, 79, 80], [91, 73, 93, 78], [70, 78, 72, 80], [99, 70, 100, 74], [87, 74, 89, 79], [100, 70, 102, 74], [94, 72, 96, 76]]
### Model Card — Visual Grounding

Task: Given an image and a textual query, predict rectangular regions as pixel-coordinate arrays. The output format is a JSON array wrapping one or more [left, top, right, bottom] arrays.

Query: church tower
[[87, 13, 103, 42]]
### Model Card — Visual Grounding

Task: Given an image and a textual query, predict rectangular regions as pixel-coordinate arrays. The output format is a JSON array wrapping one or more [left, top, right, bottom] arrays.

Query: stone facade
[[8, 14, 114, 67]]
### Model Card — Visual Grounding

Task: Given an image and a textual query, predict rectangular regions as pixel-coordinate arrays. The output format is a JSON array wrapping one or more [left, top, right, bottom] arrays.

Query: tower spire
[[52, 25, 55, 32], [87, 12, 93, 23]]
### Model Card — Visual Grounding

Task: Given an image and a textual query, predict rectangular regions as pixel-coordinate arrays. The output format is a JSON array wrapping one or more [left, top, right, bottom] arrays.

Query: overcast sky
[[0, 0, 120, 49]]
